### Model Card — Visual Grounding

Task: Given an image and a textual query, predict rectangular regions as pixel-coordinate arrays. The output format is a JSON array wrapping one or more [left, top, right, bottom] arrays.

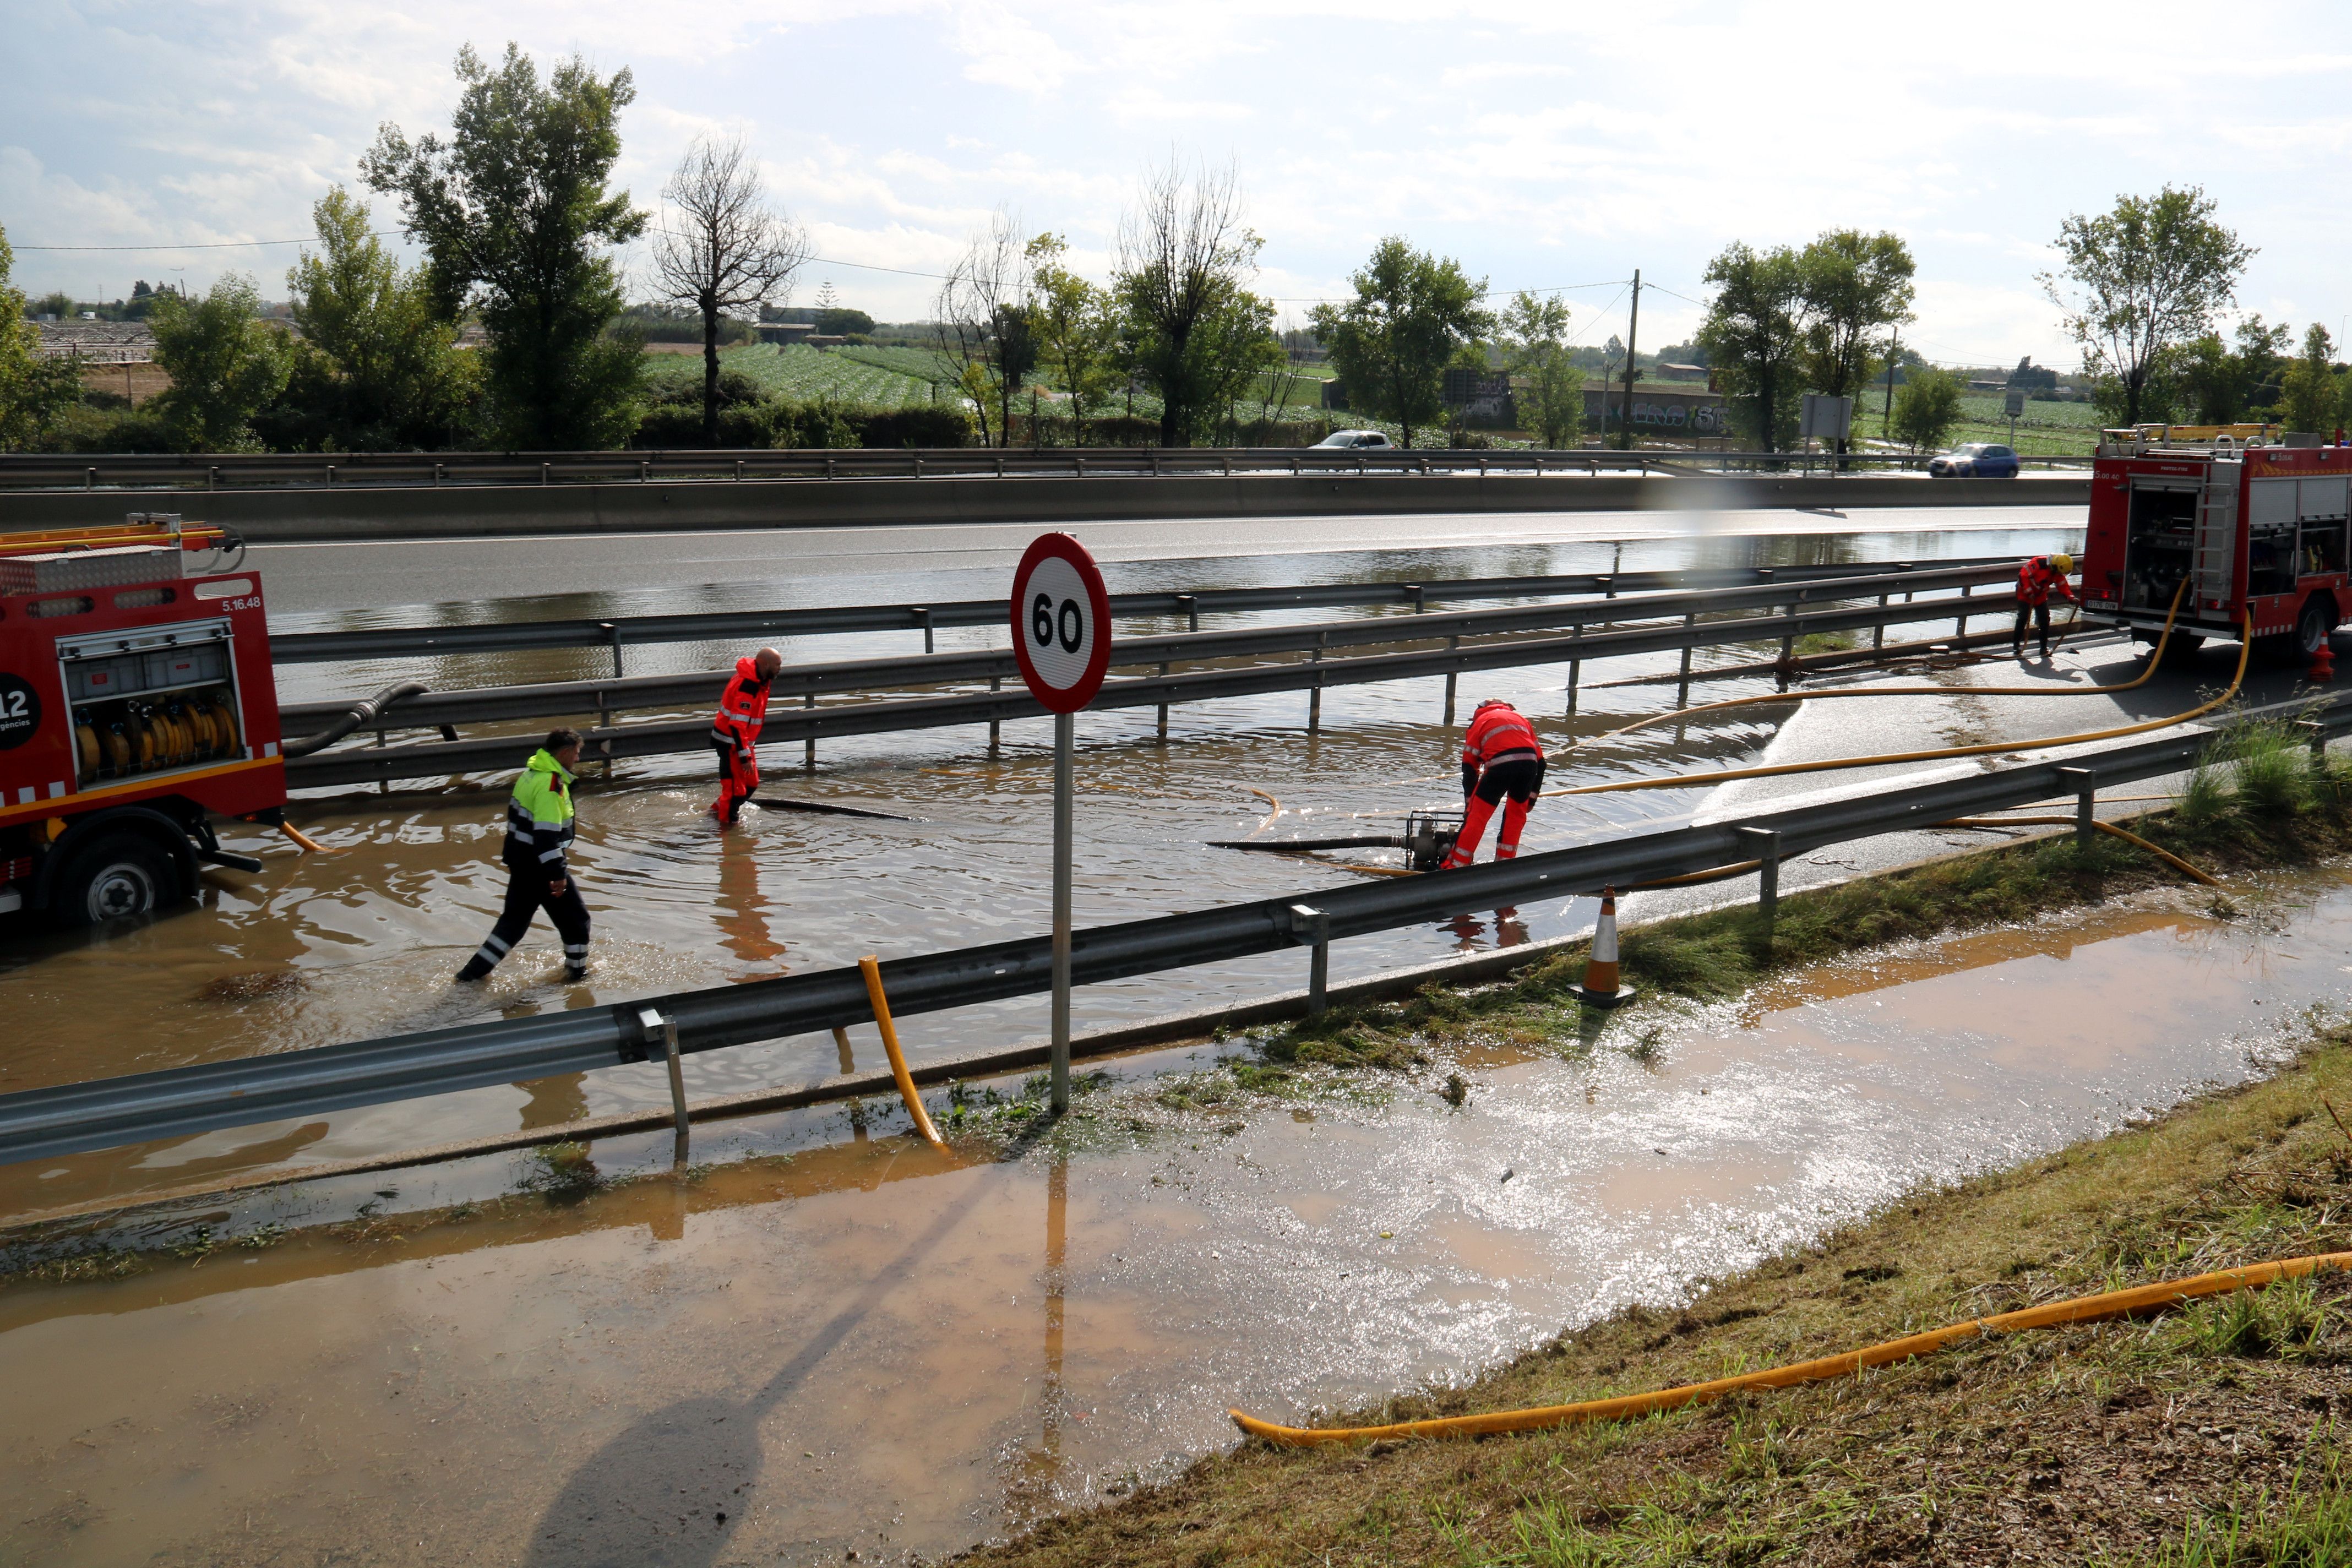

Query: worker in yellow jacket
[[456, 728, 591, 983]]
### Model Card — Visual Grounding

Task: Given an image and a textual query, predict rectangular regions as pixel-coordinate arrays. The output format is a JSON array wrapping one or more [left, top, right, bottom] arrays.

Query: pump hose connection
[[280, 682, 430, 758]]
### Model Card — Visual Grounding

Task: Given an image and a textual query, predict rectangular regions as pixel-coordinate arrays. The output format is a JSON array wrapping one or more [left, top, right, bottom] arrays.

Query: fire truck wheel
[[2297, 596, 2337, 658], [2155, 632, 2204, 665], [53, 835, 183, 925]]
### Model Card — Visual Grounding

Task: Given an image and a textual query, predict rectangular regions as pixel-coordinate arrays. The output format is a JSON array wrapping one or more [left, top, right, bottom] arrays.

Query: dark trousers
[[2012, 600, 2052, 653], [461, 865, 591, 978]]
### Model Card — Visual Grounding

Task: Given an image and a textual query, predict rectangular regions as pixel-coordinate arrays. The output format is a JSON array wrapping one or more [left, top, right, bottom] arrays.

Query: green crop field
[[641, 344, 938, 409], [834, 344, 962, 386]]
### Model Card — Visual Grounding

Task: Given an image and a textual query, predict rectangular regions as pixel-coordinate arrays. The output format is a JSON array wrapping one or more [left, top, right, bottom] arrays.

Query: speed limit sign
[[1011, 533, 1112, 713]]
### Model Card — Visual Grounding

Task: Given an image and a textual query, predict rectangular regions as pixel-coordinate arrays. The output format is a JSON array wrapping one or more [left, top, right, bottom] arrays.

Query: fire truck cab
[[0, 515, 286, 925], [2081, 427, 2352, 660]]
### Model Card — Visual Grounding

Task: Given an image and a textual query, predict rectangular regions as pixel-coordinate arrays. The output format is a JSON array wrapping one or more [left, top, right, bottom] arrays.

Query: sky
[[8, 1, 2352, 371]]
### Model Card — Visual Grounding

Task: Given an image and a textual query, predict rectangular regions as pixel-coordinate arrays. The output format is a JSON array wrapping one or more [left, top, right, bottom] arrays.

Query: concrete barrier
[[0, 471, 2089, 544]]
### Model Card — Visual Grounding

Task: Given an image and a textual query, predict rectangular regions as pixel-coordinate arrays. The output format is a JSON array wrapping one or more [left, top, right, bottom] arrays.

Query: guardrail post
[[1566, 623, 1583, 718], [1177, 592, 1199, 633], [1957, 583, 1970, 645], [208, 466, 219, 492], [1289, 904, 1331, 1017], [1307, 632, 1326, 734], [86, 467, 95, 491], [2296, 719, 2328, 776], [600, 622, 623, 681], [1735, 826, 1781, 934], [1875, 592, 1888, 656], [640, 1008, 691, 1166], [1443, 636, 1460, 725], [1406, 583, 1424, 614], [989, 676, 1002, 752], [1151, 450, 1161, 478], [1596, 573, 1616, 600], [735, 460, 743, 481], [803, 692, 816, 770], [541, 462, 550, 487], [2055, 766, 2097, 845], [827, 456, 837, 480], [1677, 612, 1696, 710], [913, 606, 933, 655], [432, 462, 442, 488], [327, 464, 336, 488], [1156, 664, 1171, 742]]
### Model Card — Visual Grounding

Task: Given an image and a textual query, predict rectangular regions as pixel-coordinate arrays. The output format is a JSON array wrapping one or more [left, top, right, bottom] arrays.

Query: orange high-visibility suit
[[1442, 700, 1546, 868]]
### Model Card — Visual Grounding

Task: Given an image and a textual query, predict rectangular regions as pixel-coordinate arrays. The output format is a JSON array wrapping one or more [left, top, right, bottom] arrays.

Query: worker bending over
[[457, 728, 591, 983], [2012, 552, 2078, 660], [710, 647, 783, 825], [1442, 698, 1546, 869]]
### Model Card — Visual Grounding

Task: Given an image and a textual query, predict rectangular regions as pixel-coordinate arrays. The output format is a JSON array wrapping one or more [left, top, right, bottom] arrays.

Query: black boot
[[455, 955, 493, 982]]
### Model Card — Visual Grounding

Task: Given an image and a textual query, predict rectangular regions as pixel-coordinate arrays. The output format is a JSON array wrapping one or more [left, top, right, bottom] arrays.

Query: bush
[[846, 403, 971, 448]]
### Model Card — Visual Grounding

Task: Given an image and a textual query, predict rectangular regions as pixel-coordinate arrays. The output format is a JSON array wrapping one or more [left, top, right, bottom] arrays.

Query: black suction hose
[[281, 681, 429, 757]]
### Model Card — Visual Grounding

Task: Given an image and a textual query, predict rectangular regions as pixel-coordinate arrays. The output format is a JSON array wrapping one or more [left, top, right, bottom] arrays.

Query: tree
[[1309, 237, 1491, 449], [933, 211, 1031, 448], [0, 224, 83, 451], [1183, 280, 1283, 445], [280, 187, 476, 449], [363, 43, 647, 450], [815, 307, 874, 336], [2039, 186, 2253, 427], [1113, 158, 1264, 447], [1696, 242, 1805, 452], [652, 132, 808, 447], [1796, 228, 1914, 453], [147, 274, 294, 452], [1890, 364, 1963, 453], [1025, 234, 1118, 445], [2279, 324, 2342, 437], [1499, 291, 1581, 449]]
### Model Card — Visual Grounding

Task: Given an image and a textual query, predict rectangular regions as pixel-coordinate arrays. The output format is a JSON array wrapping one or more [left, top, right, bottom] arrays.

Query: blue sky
[[8, 1, 2352, 370]]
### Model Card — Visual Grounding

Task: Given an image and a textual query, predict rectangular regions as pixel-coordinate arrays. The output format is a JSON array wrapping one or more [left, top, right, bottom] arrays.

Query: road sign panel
[[1011, 533, 1112, 713]]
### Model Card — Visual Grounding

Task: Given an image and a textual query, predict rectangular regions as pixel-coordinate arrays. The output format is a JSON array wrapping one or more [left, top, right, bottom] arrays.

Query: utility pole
[[1618, 269, 1642, 452]]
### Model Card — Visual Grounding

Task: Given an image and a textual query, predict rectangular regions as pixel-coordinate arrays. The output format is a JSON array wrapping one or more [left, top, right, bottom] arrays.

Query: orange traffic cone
[[2310, 642, 2335, 684], [1577, 887, 1636, 1009]]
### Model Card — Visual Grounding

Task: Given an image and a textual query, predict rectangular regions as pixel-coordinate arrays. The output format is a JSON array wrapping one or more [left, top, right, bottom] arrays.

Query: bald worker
[[710, 646, 783, 825]]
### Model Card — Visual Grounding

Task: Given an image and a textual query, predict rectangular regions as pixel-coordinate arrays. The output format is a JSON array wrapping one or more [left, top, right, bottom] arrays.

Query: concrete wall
[[0, 471, 2089, 545]]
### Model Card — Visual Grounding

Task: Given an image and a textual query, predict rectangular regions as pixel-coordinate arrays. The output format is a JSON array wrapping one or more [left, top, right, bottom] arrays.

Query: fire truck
[[0, 515, 285, 924], [2081, 427, 2352, 660]]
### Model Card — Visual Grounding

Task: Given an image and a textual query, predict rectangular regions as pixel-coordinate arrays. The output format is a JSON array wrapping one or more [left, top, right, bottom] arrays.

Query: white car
[[1313, 429, 1394, 450]]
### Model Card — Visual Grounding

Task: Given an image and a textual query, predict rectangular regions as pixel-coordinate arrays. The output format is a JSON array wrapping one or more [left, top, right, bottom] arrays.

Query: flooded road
[[5, 865, 2344, 1566]]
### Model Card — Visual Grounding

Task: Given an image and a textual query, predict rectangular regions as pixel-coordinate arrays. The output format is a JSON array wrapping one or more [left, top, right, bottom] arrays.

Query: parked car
[[1927, 443, 2021, 478], [1313, 429, 1395, 450]]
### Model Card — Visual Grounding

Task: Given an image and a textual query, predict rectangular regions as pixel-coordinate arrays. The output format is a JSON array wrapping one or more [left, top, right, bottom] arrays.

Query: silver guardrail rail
[[0, 445, 2095, 494], [280, 564, 2025, 787], [6, 690, 2332, 1168]]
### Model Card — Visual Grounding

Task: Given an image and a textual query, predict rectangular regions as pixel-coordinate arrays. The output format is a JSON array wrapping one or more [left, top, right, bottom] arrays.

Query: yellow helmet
[[2051, 552, 2074, 573]]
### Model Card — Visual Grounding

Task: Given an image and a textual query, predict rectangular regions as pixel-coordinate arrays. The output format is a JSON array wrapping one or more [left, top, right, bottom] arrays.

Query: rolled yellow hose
[[1233, 1248, 2352, 1446], [1550, 612, 2250, 800], [858, 955, 946, 1150]]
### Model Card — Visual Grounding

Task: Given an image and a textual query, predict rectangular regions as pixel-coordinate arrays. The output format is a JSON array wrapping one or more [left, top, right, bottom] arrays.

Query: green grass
[[640, 343, 939, 409], [833, 342, 963, 386]]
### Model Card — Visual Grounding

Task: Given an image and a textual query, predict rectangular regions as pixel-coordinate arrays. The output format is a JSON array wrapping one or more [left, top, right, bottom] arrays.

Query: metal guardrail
[[270, 559, 2015, 666], [281, 570, 2023, 787], [0, 445, 2093, 494], [8, 691, 2338, 1167], [277, 562, 2017, 737]]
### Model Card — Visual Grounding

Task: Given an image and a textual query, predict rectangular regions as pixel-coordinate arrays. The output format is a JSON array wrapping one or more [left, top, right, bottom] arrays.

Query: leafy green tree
[[363, 43, 646, 449], [1183, 280, 1283, 445], [147, 274, 293, 452], [1796, 229, 1914, 453], [1113, 159, 1265, 447], [2039, 186, 2253, 427], [0, 225, 84, 451], [1697, 242, 1805, 451], [815, 308, 873, 336], [1890, 364, 1963, 452], [2175, 315, 2290, 425], [1499, 291, 1581, 449], [279, 187, 476, 449], [2279, 324, 2343, 437], [1025, 234, 1118, 444], [1310, 238, 1490, 448]]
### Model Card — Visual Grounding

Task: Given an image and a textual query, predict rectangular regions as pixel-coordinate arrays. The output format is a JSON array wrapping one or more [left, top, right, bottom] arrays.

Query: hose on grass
[[1582, 584, 2170, 754], [1935, 816, 2224, 887], [1543, 611, 2250, 802], [1231, 1248, 2352, 1447]]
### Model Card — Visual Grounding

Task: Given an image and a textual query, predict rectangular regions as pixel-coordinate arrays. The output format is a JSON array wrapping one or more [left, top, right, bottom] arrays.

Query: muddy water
[[0, 521, 2081, 1215], [6, 869, 2346, 1566]]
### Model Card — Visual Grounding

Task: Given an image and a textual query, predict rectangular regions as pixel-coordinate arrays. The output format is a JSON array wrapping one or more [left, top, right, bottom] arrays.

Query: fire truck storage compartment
[[2284, 475, 2350, 581], [2122, 481, 2200, 610], [56, 617, 244, 789]]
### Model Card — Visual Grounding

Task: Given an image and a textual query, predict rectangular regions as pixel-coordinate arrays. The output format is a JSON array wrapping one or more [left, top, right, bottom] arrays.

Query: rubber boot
[[455, 955, 493, 982]]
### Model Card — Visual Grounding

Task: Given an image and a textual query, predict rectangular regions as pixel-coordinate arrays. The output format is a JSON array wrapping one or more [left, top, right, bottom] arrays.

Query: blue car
[[1928, 442, 2021, 478]]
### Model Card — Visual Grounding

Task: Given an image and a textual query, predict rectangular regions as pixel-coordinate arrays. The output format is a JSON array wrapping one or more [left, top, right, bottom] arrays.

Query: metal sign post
[[1010, 533, 1112, 1115]]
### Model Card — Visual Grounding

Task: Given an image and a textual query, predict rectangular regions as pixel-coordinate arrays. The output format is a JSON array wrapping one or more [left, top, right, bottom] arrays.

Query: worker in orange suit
[[710, 647, 782, 825], [2012, 552, 2077, 660], [1442, 698, 1546, 869]]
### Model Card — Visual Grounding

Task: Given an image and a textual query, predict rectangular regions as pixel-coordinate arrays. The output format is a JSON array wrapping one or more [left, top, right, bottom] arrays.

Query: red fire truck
[[2081, 428, 2352, 660], [0, 516, 285, 924]]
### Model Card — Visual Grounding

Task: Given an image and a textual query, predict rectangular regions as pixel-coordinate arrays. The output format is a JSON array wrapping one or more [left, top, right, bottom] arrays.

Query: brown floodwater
[[4, 867, 2348, 1566]]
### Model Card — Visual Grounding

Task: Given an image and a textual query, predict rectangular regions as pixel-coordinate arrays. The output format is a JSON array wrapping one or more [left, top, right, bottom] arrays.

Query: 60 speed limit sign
[[1010, 532, 1112, 712]]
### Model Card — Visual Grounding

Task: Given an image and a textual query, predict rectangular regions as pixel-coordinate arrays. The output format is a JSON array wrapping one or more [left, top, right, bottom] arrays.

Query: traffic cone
[[1576, 887, 1636, 1009], [2310, 642, 2335, 684]]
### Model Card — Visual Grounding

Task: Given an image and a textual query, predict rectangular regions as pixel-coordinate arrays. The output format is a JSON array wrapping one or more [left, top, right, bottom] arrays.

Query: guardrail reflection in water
[[4, 691, 2336, 1168]]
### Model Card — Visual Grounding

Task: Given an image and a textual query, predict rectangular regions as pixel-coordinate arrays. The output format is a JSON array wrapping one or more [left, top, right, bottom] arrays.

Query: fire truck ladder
[[2190, 459, 2241, 608]]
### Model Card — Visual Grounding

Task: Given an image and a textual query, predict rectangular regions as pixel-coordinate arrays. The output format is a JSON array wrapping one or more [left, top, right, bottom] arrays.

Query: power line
[[14, 231, 411, 251]]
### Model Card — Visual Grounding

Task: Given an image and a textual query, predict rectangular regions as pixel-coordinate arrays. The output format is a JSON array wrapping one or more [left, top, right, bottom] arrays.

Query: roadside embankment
[[961, 728, 2352, 1566]]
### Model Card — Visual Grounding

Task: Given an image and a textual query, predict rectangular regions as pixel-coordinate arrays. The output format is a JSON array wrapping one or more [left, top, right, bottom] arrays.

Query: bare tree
[[653, 133, 809, 445], [933, 210, 1032, 448], [1113, 157, 1260, 447]]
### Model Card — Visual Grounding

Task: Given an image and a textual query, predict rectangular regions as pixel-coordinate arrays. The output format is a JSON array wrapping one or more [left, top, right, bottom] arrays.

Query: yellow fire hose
[[1586, 582, 2175, 753], [1936, 816, 2223, 886], [1232, 1248, 2352, 1447], [276, 821, 331, 854], [1547, 612, 2251, 801], [856, 956, 946, 1149]]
